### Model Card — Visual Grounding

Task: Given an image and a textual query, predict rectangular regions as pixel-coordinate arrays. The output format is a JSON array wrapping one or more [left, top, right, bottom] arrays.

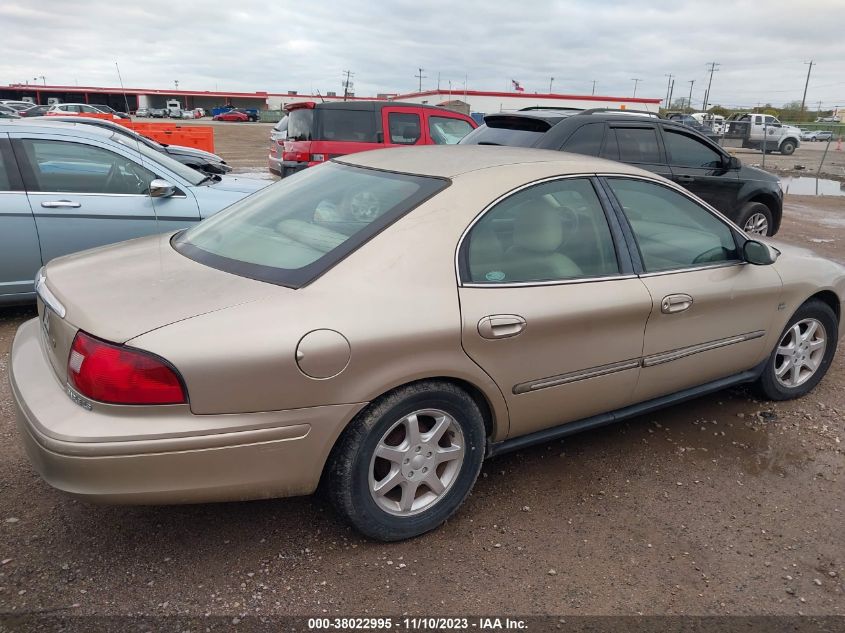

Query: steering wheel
[[692, 246, 727, 264], [348, 191, 382, 221]]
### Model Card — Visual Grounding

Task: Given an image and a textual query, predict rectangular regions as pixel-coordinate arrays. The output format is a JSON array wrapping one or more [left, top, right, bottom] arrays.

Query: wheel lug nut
[[426, 452, 432, 458], [404, 458, 409, 464], [422, 467, 428, 473]]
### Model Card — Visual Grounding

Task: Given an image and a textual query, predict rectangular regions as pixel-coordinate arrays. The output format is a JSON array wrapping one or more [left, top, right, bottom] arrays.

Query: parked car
[[270, 101, 477, 177], [149, 108, 167, 118], [0, 104, 21, 119], [19, 105, 51, 118], [46, 103, 122, 120], [801, 129, 820, 141], [0, 120, 268, 305], [135, 107, 150, 117], [0, 100, 37, 111], [90, 104, 130, 119], [460, 109, 784, 235], [11, 146, 843, 541], [815, 131, 834, 142], [31, 116, 233, 175], [214, 110, 250, 122]]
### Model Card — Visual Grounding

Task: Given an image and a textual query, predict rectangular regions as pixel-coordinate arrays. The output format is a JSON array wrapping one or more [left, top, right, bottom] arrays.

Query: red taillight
[[282, 150, 310, 162], [68, 332, 186, 405]]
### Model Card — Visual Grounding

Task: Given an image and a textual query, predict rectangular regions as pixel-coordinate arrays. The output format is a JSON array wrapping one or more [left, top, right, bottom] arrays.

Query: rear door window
[[317, 109, 378, 142], [613, 127, 662, 164], [388, 112, 421, 144]]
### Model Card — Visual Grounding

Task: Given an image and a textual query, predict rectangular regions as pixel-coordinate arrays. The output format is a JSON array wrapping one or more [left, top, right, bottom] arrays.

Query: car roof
[[304, 101, 468, 114], [0, 119, 117, 140], [336, 144, 655, 179]]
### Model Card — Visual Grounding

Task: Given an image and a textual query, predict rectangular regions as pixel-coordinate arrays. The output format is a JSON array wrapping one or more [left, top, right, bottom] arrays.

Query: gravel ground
[[0, 122, 843, 619]]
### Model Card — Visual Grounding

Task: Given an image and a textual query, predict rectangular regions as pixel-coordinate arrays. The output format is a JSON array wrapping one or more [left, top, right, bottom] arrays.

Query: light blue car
[[0, 120, 269, 304]]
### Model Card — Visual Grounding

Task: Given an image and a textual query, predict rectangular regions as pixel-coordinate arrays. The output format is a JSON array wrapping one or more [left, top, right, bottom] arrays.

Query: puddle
[[781, 176, 845, 197]]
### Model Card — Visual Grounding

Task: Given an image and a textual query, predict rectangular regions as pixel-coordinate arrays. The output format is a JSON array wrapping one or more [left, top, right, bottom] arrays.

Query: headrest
[[512, 199, 563, 253]]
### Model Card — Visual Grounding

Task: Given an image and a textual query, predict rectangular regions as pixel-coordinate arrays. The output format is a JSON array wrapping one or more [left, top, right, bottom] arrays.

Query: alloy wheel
[[744, 212, 769, 235], [774, 318, 827, 388], [368, 409, 465, 516]]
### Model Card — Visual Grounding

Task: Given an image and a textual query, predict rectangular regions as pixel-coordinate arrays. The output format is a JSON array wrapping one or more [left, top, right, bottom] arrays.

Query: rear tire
[[756, 300, 838, 401], [327, 381, 486, 541], [737, 202, 774, 236]]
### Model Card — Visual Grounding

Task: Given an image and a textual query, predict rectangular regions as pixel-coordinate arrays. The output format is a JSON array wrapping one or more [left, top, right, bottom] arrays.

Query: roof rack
[[577, 108, 664, 119]]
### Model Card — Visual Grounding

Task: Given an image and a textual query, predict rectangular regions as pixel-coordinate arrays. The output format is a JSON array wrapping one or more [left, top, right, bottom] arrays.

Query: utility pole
[[817, 100, 823, 118], [687, 79, 695, 113], [668, 78, 675, 109], [800, 60, 814, 119], [702, 62, 720, 111], [342, 70, 354, 101], [415, 67, 426, 93], [591, 80, 596, 95], [174, 80, 179, 90], [664, 74, 674, 109], [631, 78, 642, 98], [437, 72, 441, 90], [549, 77, 554, 93]]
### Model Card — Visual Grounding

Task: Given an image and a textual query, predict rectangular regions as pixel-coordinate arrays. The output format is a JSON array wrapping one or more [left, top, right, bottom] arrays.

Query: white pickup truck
[[723, 113, 801, 155]]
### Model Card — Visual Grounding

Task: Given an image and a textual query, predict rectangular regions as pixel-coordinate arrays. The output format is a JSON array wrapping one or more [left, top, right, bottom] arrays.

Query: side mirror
[[724, 155, 741, 169], [149, 178, 176, 198], [743, 239, 777, 265]]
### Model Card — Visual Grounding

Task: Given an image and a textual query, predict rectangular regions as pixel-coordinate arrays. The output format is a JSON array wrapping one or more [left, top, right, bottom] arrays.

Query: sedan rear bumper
[[10, 318, 364, 504]]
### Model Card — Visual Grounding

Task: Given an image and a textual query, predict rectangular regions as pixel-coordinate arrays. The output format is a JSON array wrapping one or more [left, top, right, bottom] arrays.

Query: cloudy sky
[[3, 0, 844, 109]]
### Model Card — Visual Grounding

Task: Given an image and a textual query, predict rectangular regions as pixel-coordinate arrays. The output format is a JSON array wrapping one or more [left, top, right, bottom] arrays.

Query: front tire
[[327, 381, 486, 541], [756, 299, 838, 401], [780, 140, 797, 155], [737, 201, 774, 236]]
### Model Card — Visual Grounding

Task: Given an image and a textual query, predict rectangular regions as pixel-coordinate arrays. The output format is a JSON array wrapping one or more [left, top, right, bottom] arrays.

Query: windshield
[[173, 162, 448, 287], [109, 132, 205, 185]]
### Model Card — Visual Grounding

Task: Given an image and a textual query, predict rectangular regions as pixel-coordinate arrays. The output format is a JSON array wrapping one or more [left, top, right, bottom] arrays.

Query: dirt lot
[[0, 122, 843, 619]]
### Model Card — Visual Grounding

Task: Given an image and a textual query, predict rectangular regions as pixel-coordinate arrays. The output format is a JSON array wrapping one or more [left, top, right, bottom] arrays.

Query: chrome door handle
[[41, 200, 81, 208], [661, 293, 694, 314], [478, 314, 526, 339]]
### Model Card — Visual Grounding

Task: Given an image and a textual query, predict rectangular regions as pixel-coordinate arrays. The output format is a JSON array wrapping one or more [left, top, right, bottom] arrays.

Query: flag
[[511, 79, 525, 93]]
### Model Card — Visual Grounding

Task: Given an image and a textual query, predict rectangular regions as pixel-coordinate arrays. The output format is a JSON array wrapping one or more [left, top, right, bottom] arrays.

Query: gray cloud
[[2, 0, 844, 109]]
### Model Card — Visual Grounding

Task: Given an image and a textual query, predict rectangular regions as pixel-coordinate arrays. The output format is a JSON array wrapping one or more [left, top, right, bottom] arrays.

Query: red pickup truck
[[269, 101, 477, 177]]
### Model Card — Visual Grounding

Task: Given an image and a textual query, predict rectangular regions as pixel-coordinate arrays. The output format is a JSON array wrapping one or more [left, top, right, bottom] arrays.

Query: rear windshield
[[173, 162, 448, 287], [459, 116, 551, 147], [287, 108, 379, 143]]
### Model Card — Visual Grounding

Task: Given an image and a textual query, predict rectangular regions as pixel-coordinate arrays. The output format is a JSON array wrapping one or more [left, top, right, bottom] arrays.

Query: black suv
[[460, 108, 783, 235]]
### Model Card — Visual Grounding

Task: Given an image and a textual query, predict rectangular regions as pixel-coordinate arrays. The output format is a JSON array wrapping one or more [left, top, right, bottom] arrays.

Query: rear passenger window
[[464, 178, 619, 283], [561, 123, 603, 156], [388, 112, 421, 145], [614, 127, 661, 164], [0, 150, 11, 190]]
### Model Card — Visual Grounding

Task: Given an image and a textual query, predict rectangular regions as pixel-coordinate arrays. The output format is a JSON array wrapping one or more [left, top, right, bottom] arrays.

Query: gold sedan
[[10, 146, 844, 541]]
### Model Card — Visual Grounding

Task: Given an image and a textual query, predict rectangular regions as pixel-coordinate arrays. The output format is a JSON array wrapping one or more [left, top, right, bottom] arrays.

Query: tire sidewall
[[759, 301, 838, 400], [343, 387, 485, 541], [738, 202, 774, 236], [780, 140, 796, 155]]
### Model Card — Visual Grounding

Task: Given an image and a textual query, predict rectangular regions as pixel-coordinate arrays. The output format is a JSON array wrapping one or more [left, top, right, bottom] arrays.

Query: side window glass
[[561, 123, 604, 156], [0, 148, 11, 191], [664, 131, 723, 168], [388, 112, 421, 145], [600, 129, 619, 161], [20, 139, 155, 195], [465, 178, 619, 283], [614, 127, 661, 163], [607, 178, 739, 272], [429, 116, 473, 144]]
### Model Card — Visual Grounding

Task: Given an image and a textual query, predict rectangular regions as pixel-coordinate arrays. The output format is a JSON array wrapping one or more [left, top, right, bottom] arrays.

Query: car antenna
[[116, 60, 159, 234]]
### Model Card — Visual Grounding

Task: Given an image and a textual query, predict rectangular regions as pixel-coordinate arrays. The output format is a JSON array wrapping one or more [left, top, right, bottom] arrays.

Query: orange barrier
[[44, 112, 216, 154]]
